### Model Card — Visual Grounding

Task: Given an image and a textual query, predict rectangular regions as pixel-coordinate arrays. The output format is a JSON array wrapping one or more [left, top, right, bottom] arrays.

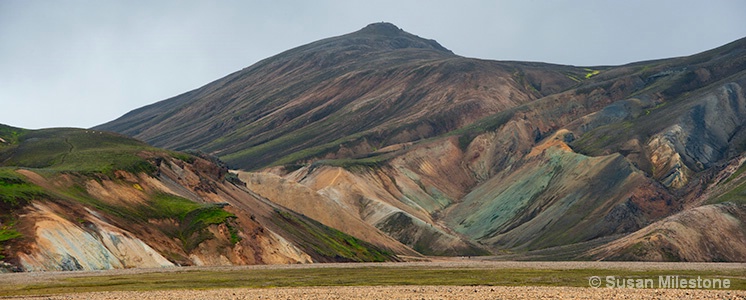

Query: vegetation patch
[[0, 223, 21, 259], [169, 151, 196, 164], [644, 102, 667, 115], [451, 108, 519, 151], [584, 68, 600, 79], [0, 125, 25, 147], [0, 168, 43, 259], [709, 181, 746, 205], [220, 121, 342, 170], [260, 131, 371, 169], [724, 162, 746, 185], [0, 128, 161, 177], [312, 154, 391, 171], [570, 121, 634, 156], [141, 193, 236, 252], [56, 189, 239, 253], [272, 209, 393, 262], [0, 226, 21, 243], [0, 168, 46, 207], [53, 182, 136, 222], [566, 74, 581, 82]]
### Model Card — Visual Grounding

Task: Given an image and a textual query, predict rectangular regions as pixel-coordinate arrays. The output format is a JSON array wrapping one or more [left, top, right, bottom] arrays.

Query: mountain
[[92, 23, 746, 262], [96, 22, 588, 170], [0, 125, 400, 271]]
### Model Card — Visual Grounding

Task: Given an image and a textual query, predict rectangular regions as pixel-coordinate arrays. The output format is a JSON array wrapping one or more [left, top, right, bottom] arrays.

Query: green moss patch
[[0, 128, 162, 177], [709, 181, 746, 205], [0, 168, 41, 259], [0, 168, 46, 207], [271, 209, 394, 262], [140, 193, 236, 252]]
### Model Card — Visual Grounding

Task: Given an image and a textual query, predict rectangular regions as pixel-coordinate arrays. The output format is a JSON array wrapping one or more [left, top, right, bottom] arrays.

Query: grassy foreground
[[1, 265, 745, 297]]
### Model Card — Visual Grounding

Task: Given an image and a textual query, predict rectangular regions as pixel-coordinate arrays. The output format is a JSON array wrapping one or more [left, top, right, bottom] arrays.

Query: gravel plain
[[3, 260, 745, 299], [5, 260, 746, 285], [8, 285, 746, 300]]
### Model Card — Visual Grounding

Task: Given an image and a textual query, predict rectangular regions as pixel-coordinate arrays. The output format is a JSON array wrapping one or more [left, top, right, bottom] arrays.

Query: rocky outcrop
[[647, 83, 746, 188], [17, 202, 174, 271], [648, 126, 692, 189]]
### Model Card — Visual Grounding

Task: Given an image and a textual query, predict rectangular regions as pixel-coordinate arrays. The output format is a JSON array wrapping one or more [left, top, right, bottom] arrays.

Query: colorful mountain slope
[[0, 126, 397, 271], [87, 23, 746, 262]]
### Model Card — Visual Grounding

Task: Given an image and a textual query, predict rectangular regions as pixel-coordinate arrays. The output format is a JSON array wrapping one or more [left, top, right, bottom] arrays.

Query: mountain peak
[[349, 22, 453, 54], [358, 22, 404, 36]]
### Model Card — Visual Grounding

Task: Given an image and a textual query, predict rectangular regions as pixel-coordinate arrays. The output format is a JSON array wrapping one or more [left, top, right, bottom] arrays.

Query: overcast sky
[[2, 0, 745, 129]]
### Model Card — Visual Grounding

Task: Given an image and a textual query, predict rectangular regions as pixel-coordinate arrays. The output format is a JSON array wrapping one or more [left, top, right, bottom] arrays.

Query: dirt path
[[59, 137, 74, 165], [329, 167, 343, 185]]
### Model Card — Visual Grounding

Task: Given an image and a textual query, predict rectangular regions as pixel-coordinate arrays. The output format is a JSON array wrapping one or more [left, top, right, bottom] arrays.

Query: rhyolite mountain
[[96, 22, 589, 170], [97, 22, 746, 261], [14, 22, 746, 267]]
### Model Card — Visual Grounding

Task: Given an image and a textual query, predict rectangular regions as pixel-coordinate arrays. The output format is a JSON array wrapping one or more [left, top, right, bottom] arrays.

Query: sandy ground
[[3, 260, 745, 299]]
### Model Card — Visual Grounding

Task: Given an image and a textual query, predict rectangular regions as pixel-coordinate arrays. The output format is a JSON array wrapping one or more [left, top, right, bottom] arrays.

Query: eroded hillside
[[0, 126, 397, 271]]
